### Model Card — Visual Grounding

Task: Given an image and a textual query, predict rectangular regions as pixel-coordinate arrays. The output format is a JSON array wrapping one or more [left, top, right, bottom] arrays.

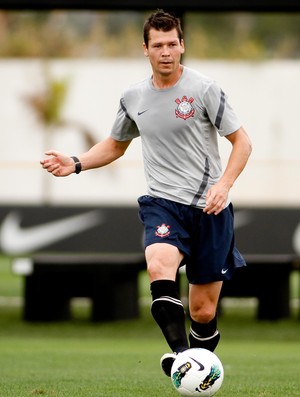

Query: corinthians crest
[[155, 224, 170, 238], [175, 96, 195, 120]]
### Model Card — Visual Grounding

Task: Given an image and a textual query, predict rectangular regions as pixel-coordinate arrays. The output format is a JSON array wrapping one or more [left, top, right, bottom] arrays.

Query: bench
[[12, 253, 299, 322], [12, 253, 146, 322], [220, 254, 300, 320]]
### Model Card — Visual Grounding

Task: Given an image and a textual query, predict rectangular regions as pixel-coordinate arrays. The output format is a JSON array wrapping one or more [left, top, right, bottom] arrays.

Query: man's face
[[143, 28, 185, 78]]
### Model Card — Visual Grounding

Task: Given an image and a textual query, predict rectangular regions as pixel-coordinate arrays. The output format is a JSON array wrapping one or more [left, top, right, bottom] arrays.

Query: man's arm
[[40, 136, 132, 177], [204, 126, 252, 215]]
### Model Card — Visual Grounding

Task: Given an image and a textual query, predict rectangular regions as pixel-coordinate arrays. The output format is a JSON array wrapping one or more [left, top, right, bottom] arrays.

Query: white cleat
[[160, 352, 177, 377]]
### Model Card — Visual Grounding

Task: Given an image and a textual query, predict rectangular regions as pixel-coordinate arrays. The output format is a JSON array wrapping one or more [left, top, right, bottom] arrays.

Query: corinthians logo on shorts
[[155, 224, 170, 238], [175, 96, 195, 120]]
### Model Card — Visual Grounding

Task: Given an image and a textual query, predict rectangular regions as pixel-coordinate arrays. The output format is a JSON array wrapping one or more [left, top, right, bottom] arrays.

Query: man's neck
[[152, 65, 184, 89]]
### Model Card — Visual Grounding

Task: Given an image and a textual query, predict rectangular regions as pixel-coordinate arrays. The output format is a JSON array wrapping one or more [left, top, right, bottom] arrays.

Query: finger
[[211, 201, 226, 215], [203, 204, 214, 214], [46, 163, 60, 173], [205, 194, 215, 207], [203, 196, 216, 213], [204, 199, 224, 215], [41, 159, 53, 169], [51, 167, 61, 176], [45, 150, 60, 157]]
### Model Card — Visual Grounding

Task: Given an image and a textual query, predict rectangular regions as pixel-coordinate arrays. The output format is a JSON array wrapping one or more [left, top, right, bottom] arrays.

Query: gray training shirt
[[110, 66, 241, 208]]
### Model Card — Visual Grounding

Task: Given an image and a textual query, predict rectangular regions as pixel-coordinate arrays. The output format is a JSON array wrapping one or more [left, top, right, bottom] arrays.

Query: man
[[40, 10, 252, 377]]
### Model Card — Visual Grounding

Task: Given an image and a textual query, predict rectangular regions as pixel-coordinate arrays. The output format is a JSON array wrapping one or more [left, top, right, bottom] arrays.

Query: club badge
[[175, 96, 195, 120], [155, 224, 170, 238]]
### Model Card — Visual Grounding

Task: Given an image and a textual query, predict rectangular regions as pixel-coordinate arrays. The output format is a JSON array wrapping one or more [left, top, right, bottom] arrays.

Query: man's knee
[[189, 281, 222, 323], [189, 305, 216, 324]]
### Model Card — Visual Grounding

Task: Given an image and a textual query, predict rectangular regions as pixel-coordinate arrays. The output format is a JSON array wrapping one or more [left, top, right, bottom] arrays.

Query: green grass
[[0, 256, 300, 397], [0, 255, 22, 297]]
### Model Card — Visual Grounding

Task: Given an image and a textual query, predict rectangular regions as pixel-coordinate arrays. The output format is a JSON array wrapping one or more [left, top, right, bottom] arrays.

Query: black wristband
[[71, 156, 82, 174]]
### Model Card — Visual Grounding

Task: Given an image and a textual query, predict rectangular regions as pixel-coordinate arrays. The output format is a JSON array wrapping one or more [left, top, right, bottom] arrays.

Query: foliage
[[185, 12, 300, 59], [24, 67, 69, 127], [0, 11, 144, 58], [23, 66, 97, 148], [0, 11, 300, 59]]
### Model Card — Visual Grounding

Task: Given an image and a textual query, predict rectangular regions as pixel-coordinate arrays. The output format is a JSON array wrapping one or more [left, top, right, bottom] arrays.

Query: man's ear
[[180, 39, 185, 55], [143, 42, 149, 57]]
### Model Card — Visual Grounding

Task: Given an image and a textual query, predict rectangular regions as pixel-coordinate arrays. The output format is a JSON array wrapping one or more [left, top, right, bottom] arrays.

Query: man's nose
[[161, 46, 170, 55]]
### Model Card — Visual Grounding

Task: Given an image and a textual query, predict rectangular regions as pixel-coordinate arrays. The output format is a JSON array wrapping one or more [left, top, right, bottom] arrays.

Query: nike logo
[[137, 109, 149, 116], [221, 268, 228, 274], [235, 212, 300, 255], [0, 210, 105, 255], [293, 222, 300, 255], [234, 211, 253, 229], [189, 357, 204, 371]]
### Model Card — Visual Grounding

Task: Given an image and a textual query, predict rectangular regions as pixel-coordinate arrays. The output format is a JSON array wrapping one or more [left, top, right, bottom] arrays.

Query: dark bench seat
[[11, 253, 299, 322], [220, 254, 300, 320], [12, 253, 146, 322]]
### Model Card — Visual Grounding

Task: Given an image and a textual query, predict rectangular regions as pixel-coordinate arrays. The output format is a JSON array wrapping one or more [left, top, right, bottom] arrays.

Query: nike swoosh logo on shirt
[[137, 109, 149, 116], [0, 210, 105, 255]]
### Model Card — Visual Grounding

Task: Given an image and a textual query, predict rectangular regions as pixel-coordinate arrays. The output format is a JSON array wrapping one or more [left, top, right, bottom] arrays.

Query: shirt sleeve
[[203, 82, 241, 137], [110, 97, 140, 141]]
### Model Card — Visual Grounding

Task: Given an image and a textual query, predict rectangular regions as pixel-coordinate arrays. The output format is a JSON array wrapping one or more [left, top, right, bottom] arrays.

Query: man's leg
[[188, 282, 222, 352], [146, 243, 189, 375]]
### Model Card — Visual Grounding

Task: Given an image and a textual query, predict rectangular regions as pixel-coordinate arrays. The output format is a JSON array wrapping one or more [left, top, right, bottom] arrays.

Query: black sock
[[151, 280, 189, 353], [189, 316, 220, 352]]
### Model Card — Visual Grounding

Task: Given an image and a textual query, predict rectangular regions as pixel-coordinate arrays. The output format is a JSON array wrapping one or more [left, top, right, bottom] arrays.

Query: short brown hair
[[143, 10, 183, 48]]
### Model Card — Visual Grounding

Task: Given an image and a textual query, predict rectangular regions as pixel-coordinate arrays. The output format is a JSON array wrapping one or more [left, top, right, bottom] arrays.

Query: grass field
[[0, 255, 300, 397]]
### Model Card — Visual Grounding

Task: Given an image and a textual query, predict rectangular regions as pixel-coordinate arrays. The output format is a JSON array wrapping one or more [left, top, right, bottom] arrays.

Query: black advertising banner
[[0, 205, 144, 255], [0, 205, 299, 256]]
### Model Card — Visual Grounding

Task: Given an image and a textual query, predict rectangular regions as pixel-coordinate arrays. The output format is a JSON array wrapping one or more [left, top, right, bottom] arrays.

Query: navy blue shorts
[[138, 195, 246, 284]]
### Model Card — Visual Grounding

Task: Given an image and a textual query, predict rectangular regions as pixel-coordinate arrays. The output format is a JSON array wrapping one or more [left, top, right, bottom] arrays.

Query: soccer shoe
[[160, 352, 177, 377]]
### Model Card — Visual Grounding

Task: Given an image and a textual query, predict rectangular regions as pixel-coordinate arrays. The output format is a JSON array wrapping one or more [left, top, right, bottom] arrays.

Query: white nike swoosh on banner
[[292, 222, 300, 255], [0, 210, 105, 255], [234, 211, 252, 229]]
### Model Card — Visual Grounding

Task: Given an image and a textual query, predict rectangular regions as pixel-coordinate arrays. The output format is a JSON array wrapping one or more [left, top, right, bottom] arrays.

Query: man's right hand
[[40, 150, 77, 177]]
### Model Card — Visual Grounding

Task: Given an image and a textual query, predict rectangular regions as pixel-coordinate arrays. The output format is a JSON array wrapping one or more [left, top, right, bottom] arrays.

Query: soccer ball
[[171, 348, 224, 397]]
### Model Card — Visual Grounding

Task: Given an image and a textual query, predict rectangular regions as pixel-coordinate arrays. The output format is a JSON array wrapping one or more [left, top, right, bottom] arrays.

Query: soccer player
[[40, 10, 252, 377]]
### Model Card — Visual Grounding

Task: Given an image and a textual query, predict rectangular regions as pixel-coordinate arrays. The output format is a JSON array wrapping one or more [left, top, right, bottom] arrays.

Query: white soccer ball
[[171, 348, 224, 397]]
